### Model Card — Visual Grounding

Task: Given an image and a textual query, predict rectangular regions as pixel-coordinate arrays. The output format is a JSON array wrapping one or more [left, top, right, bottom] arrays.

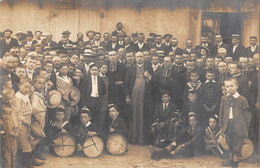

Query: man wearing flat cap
[[230, 34, 246, 61], [84, 30, 96, 46], [23, 31, 34, 47], [0, 28, 19, 58], [246, 36, 259, 58], [42, 32, 57, 48], [130, 33, 138, 46], [58, 31, 73, 47], [32, 31, 43, 46]]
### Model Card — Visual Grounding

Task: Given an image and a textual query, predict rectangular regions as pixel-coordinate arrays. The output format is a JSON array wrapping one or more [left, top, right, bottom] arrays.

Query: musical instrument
[[82, 135, 104, 158], [52, 133, 76, 157], [106, 133, 128, 155], [24, 122, 46, 139], [151, 110, 184, 148]]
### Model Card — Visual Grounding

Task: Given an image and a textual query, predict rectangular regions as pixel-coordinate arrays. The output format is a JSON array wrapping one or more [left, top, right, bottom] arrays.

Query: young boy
[[82, 64, 106, 126], [183, 70, 201, 101], [0, 104, 19, 168], [219, 78, 251, 168], [14, 65, 27, 80], [204, 115, 223, 156], [75, 107, 99, 151], [199, 69, 221, 123], [46, 105, 76, 151], [151, 90, 178, 147], [107, 104, 128, 139], [15, 78, 34, 168]]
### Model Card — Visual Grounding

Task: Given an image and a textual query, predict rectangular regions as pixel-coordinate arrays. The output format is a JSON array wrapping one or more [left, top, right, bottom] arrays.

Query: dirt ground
[[42, 144, 259, 168]]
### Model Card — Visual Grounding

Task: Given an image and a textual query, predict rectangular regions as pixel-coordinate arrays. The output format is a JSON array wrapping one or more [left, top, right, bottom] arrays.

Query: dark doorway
[[219, 13, 243, 46], [201, 12, 244, 45]]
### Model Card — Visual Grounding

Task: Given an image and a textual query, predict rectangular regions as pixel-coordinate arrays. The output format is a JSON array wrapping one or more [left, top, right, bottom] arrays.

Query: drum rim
[[82, 135, 104, 158], [106, 133, 128, 155], [53, 133, 76, 157]]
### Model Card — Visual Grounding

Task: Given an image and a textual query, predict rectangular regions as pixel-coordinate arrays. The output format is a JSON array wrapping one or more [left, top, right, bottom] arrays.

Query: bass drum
[[53, 134, 76, 157], [82, 135, 104, 158], [106, 133, 128, 155]]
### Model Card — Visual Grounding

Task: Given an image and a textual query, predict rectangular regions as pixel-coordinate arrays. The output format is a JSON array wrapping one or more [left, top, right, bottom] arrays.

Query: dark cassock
[[107, 61, 126, 110], [124, 62, 155, 144]]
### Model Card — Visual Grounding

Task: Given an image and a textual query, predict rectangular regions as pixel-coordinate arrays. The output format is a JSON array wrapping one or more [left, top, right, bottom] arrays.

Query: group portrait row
[[0, 22, 259, 168]]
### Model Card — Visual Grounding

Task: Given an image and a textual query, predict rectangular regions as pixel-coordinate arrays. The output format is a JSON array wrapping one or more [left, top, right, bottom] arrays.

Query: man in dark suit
[[230, 34, 247, 61], [134, 33, 149, 52], [124, 36, 135, 51], [15, 31, 25, 47], [42, 32, 57, 48], [246, 36, 259, 58], [112, 22, 126, 37], [168, 38, 183, 56], [213, 34, 230, 57], [100, 32, 110, 49], [183, 39, 196, 54], [93, 32, 102, 47], [58, 30, 73, 47], [32, 31, 43, 46], [107, 35, 120, 52], [0, 28, 19, 58], [162, 34, 172, 55], [152, 35, 166, 51], [23, 31, 34, 47], [84, 30, 96, 46], [130, 33, 138, 46], [195, 35, 214, 55]]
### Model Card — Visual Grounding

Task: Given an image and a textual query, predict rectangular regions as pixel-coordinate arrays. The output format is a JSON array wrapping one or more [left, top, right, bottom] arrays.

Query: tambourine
[[52, 133, 76, 157], [106, 133, 128, 155], [82, 135, 104, 158]]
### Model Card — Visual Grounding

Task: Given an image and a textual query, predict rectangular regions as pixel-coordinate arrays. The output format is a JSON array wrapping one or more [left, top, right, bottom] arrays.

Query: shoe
[[33, 159, 45, 166], [222, 160, 233, 167], [151, 151, 161, 161], [35, 153, 47, 161]]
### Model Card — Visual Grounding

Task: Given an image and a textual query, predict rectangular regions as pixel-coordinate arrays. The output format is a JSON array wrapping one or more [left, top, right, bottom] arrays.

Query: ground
[[42, 144, 259, 168]]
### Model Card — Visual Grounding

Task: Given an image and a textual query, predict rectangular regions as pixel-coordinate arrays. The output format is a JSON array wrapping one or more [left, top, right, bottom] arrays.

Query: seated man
[[151, 90, 179, 147], [149, 112, 205, 160]]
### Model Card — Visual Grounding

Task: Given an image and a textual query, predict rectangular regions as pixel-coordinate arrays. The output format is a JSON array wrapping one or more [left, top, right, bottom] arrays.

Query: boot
[[22, 152, 34, 168], [221, 160, 233, 167], [232, 162, 239, 168], [35, 153, 47, 161]]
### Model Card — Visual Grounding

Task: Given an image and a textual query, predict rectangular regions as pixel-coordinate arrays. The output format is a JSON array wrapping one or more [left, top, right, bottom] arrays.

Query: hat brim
[[30, 124, 46, 138], [65, 86, 81, 106], [240, 138, 254, 160], [47, 90, 62, 108], [3, 30, 13, 34]]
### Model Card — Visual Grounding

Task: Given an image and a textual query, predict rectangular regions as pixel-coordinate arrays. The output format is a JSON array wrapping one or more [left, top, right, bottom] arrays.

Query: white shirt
[[233, 44, 238, 53], [95, 40, 100, 46], [138, 43, 144, 49], [26, 68, 34, 80], [228, 92, 239, 119], [112, 43, 116, 49], [251, 45, 256, 52], [152, 64, 159, 72], [90, 75, 99, 97], [163, 102, 169, 111], [6, 38, 10, 44]]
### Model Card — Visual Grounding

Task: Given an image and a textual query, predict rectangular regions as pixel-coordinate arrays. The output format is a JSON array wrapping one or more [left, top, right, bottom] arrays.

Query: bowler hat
[[62, 30, 71, 35], [3, 28, 13, 34], [47, 90, 62, 108], [163, 34, 173, 39], [65, 86, 81, 106]]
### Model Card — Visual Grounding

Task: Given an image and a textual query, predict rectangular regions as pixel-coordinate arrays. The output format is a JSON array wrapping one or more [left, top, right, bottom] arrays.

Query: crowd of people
[[0, 21, 259, 168]]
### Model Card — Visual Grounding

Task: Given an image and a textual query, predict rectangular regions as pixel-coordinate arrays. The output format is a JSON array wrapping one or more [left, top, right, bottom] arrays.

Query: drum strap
[[61, 121, 68, 129]]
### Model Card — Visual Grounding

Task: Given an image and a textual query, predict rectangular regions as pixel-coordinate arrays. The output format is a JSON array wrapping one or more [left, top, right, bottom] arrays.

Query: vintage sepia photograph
[[0, 0, 259, 167]]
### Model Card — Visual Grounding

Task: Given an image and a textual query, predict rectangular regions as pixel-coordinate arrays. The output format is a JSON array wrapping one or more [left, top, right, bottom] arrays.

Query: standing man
[[125, 51, 155, 144], [0, 28, 19, 58], [32, 31, 43, 46], [134, 33, 149, 52], [100, 32, 110, 49], [195, 34, 214, 54], [246, 36, 259, 58], [183, 39, 196, 54], [230, 34, 247, 61], [112, 22, 126, 37], [213, 34, 230, 57]]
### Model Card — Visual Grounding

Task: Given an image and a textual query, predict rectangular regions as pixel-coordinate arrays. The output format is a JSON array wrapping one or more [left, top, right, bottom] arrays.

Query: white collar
[[205, 80, 216, 83], [233, 73, 241, 77], [217, 41, 223, 46], [85, 121, 91, 127], [233, 44, 238, 47], [99, 72, 105, 77], [91, 74, 98, 78], [227, 92, 239, 99], [137, 63, 144, 67], [15, 91, 30, 103]]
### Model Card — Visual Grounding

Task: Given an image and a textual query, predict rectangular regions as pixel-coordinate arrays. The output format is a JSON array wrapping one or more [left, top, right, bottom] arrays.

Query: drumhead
[[53, 134, 76, 157], [106, 133, 128, 155], [82, 135, 104, 158]]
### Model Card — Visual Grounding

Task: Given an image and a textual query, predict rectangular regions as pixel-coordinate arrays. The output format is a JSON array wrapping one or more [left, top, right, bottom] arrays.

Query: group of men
[[0, 21, 259, 167]]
